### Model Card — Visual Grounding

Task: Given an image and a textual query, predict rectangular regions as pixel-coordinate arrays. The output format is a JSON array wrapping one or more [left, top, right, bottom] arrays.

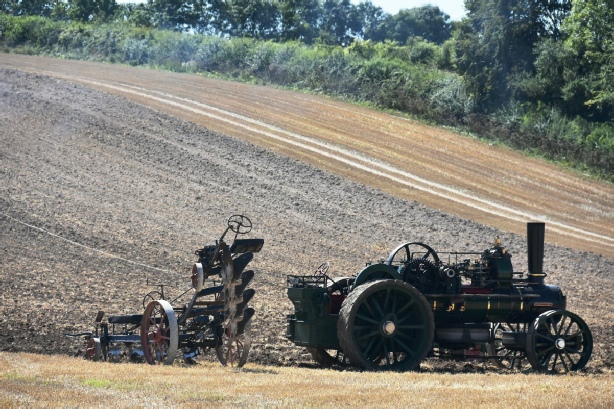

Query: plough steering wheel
[[227, 214, 252, 235]]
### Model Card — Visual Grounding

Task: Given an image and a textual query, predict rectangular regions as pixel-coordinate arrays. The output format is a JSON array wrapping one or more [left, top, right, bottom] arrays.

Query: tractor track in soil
[[0, 55, 612, 372]]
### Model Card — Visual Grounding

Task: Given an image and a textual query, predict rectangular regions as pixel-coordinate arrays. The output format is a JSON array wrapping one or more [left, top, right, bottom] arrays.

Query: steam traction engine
[[286, 223, 593, 373]]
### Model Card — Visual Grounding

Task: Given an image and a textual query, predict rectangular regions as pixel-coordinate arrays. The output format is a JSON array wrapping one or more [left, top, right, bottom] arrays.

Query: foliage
[[456, 0, 572, 111], [0, 5, 612, 179], [278, 0, 320, 43], [0, 14, 65, 48], [318, 0, 361, 46], [385, 5, 452, 45], [561, 0, 614, 121]]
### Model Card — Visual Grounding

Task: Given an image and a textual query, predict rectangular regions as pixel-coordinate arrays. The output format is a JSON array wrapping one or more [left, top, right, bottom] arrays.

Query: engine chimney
[[527, 222, 546, 284]]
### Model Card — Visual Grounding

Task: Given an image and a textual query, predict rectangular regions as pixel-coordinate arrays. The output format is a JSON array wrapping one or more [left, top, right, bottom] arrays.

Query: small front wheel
[[526, 310, 592, 373]]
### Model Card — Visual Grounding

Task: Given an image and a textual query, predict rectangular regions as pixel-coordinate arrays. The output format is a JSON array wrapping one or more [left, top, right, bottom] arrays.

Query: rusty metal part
[[141, 300, 178, 365], [85, 337, 102, 361]]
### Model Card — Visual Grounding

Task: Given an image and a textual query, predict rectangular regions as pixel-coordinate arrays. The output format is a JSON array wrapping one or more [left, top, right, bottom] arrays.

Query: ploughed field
[[0, 56, 612, 373]]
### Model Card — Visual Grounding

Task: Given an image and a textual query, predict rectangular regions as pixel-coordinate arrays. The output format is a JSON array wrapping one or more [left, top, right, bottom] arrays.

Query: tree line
[[1, 0, 612, 179], [1, 0, 454, 45]]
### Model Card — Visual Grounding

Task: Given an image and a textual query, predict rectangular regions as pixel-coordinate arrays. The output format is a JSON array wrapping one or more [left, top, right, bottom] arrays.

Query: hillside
[[0, 57, 612, 372]]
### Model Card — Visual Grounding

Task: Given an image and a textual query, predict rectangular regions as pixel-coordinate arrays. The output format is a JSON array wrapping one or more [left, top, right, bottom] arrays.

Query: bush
[[121, 37, 151, 65], [1, 15, 58, 48], [428, 75, 473, 121], [406, 37, 437, 64]]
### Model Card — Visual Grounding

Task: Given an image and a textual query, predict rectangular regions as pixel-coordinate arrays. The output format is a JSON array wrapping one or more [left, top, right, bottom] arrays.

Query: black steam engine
[[286, 223, 593, 373]]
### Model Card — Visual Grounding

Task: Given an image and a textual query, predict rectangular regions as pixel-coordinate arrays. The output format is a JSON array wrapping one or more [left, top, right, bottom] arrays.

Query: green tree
[[456, 0, 572, 111], [69, 0, 97, 21], [147, 0, 192, 29], [318, 0, 360, 46], [355, 1, 388, 42], [226, 0, 279, 39], [278, 0, 319, 43], [0, 0, 9, 14], [562, 0, 614, 120], [515, 38, 578, 110], [387, 5, 451, 45], [97, 0, 118, 20], [8, 0, 53, 17], [195, 0, 231, 34]]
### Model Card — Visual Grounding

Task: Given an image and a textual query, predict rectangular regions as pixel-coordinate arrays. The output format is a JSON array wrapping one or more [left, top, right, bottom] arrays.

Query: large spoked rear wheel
[[141, 300, 178, 365], [338, 279, 434, 371], [526, 310, 593, 373]]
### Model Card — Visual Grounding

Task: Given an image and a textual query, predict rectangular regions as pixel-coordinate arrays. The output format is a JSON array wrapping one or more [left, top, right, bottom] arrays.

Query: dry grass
[[1, 352, 612, 408]]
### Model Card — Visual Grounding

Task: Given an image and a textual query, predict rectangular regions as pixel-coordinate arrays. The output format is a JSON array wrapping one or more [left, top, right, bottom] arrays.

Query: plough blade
[[235, 289, 255, 317], [234, 270, 254, 296], [232, 253, 254, 281], [197, 284, 224, 298], [237, 308, 255, 335]]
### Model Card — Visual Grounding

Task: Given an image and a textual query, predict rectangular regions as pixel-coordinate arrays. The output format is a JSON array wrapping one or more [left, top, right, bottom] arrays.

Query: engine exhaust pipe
[[527, 222, 546, 284]]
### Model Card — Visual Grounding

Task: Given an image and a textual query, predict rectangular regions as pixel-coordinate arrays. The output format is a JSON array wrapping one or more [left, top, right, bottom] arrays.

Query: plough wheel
[[526, 310, 593, 373], [141, 300, 178, 365], [85, 337, 102, 361], [338, 279, 434, 371], [216, 321, 251, 368]]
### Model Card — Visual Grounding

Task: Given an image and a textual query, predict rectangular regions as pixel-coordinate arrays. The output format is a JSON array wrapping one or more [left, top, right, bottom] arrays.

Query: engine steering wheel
[[386, 242, 440, 267], [227, 214, 253, 235], [314, 261, 330, 277]]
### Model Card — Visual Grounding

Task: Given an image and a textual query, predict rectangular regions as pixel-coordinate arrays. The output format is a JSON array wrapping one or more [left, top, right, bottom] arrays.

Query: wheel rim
[[339, 280, 434, 371], [141, 300, 178, 365], [527, 310, 593, 373], [85, 338, 101, 361]]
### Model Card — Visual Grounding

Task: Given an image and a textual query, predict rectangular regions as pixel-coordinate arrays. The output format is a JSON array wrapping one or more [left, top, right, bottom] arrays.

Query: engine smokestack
[[527, 222, 546, 284]]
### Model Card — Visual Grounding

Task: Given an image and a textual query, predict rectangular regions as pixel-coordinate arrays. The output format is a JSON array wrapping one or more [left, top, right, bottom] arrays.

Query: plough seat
[[108, 314, 143, 325], [230, 238, 264, 253]]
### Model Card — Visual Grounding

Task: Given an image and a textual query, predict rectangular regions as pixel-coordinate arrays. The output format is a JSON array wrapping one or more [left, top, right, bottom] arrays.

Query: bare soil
[[0, 57, 612, 373]]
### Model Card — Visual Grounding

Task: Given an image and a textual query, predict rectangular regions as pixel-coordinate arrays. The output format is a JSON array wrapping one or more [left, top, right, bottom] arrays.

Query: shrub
[[121, 37, 151, 65], [428, 75, 473, 122]]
